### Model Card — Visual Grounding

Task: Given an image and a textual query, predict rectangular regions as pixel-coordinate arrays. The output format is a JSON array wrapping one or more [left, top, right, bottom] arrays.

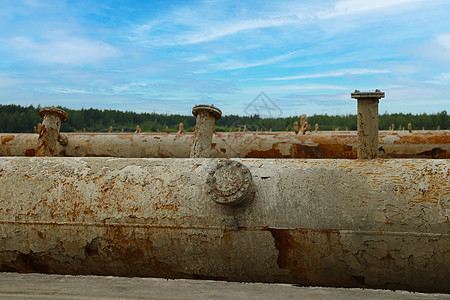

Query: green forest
[[0, 104, 448, 133]]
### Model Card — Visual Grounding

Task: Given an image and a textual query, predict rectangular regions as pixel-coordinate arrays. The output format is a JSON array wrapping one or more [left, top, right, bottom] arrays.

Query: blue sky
[[0, 0, 449, 117]]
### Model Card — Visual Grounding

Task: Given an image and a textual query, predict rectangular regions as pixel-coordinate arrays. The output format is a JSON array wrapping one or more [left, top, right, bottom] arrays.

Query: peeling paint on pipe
[[0, 157, 448, 292], [0, 131, 448, 159]]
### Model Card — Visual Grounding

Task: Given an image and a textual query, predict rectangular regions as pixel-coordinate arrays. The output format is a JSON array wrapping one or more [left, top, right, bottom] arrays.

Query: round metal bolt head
[[192, 104, 222, 120], [206, 160, 254, 206], [39, 107, 69, 123]]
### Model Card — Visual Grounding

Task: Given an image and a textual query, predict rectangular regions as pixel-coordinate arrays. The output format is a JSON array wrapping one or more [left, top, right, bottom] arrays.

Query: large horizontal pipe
[[0, 131, 448, 158], [0, 157, 448, 292]]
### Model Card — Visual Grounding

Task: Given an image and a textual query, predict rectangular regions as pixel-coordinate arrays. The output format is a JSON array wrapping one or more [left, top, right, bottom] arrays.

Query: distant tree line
[[0, 104, 448, 133]]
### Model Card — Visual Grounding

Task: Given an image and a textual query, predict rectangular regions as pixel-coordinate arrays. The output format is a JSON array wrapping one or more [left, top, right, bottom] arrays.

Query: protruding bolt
[[293, 121, 299, 134], [206, 160, 254, 206], [300, 114, 308, 135], [35, 107, 68, 157], [178, 123, 184, 134], [135, 125, 141, 133], [190, 104, 222, 158], [351, 89, 385, 159]]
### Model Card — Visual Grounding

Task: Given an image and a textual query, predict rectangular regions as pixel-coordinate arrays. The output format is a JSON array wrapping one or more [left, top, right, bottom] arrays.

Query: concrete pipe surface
[[0, 157, 448, 293], [0, 131, 449, 158]]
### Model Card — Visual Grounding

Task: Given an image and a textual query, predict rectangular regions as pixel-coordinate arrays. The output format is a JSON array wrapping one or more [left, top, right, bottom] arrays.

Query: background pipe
[[1, 131, 448, 159]]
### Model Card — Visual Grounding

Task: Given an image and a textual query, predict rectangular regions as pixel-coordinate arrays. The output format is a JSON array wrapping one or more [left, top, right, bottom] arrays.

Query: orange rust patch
[[269, 228, 367, 287], [153, 202, 179, 212], [1, 135, 14, 144], [25, 149, 36, 156], [118, 135, 134, 142], [245, 145, 285, 158]]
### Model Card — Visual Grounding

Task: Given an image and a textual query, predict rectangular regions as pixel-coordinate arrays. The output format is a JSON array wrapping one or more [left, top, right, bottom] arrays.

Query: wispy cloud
[[174, 16, 301, 45], [320, 0, 426, 19], [212, 50, 304, 71], [6, 34, 120, 65], [261, 84, 347, 93], [266, 69, 390, 81]]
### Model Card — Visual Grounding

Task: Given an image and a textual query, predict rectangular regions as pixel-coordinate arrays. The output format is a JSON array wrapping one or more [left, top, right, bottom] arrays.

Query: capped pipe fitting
[[191, 104, 222, 158], [351, 89, 385, 159], [35, 107, 68, 157], [206, 160, 254, 206], [293, 121, 299, 134]]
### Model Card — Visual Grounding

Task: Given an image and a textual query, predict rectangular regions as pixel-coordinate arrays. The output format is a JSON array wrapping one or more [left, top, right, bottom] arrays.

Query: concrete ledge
[[0, 272, 447, 300]]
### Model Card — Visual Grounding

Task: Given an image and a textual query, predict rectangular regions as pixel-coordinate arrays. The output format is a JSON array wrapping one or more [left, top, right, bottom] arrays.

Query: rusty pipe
[[0, 157, 448, 292], [35, 107, 68, 157], [1, 131, 449, 159], [351, 90, 385, 159], [191, 105, 222, 158]]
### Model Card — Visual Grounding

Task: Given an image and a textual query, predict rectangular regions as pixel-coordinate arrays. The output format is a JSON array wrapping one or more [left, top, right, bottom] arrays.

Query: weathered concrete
[[351, 90, 385, 159], [0, 131, 448, 158], [1, 273, 448, 300], [0, 157, 448, 292]]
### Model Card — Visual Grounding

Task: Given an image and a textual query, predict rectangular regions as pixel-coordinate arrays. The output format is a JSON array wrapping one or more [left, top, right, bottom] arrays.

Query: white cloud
[[426, 72, 450, 85], [414, 32, 450, 65], [7, 34, 120, 65], [212, 50, 303, 71], [175, 16, 300, 45], [0, 73, 48, 87], [435, 33, 450, 51], [262, 84, 347, 93], [320, 0, 425, 19], [266, 69, 390, 81]]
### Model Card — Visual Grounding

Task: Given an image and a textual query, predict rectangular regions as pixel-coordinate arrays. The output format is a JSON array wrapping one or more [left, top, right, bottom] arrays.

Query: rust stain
[[1, 135, 14, 144], [25, 149, 35, 156], [269, 228, 368, 288], [245, 144, 285, 158]]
